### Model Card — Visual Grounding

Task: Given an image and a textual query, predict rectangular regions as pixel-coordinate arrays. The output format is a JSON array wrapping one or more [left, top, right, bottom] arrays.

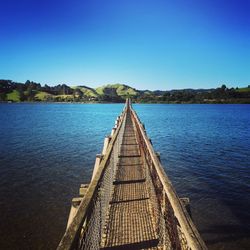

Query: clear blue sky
[[0, 0, 249, 90]]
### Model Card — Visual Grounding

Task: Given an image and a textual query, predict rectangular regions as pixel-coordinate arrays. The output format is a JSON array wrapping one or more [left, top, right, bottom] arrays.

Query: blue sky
[[0, 0, 249, 90]]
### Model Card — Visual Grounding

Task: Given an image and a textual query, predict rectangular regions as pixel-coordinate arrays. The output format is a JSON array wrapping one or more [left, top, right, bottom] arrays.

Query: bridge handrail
[[130, 104, 207, 250], [57, 104, 128, 250]]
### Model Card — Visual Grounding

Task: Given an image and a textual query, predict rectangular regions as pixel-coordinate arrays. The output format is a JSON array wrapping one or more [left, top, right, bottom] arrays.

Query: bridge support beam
[[66, 197, 82, 229], [111, 127, 116, 136], [92, 154, 103, 181], [67, 184, 89, 229], [79, 184, 89, 197], [115, 117, 119, 128], [102, 136, 111, 155]]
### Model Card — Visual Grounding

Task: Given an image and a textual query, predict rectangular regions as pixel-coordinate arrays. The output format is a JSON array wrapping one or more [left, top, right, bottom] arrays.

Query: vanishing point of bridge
[[58, 99, 207, 250]]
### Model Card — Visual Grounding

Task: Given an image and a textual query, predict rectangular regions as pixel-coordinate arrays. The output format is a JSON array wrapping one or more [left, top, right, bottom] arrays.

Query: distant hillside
[[0, 80, 249, 103], [96, 84, 138, 100], [72, 85, 98, 97]]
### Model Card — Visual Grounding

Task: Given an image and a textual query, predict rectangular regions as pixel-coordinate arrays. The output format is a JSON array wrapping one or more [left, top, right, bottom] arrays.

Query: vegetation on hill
[[72, 86, 98, 98], [6, 90, 21, 102], [95, 84, 138, 102], [0, 80, 249, 103]]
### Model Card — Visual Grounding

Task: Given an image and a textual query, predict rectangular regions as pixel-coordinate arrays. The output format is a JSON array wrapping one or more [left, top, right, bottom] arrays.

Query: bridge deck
[[58, 100, 207, 250], [102, 113, 161, 249]]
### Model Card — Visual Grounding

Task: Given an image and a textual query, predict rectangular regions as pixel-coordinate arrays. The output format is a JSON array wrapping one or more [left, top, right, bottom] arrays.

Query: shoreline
[[0, 101, 249, 105]]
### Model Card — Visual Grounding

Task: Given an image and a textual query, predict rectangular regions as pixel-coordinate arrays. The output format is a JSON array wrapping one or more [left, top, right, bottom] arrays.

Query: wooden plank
[[103, 199, 158, 248], [112, 182, 149, 202], [115, 164, 145, 182], [117, 156, 142, 166]]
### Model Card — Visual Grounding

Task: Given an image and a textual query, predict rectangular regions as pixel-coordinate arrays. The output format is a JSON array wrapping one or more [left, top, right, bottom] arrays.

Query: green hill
[[95, 84, 139, 99], [7, 90, 20, 102], [236, 87, 250, 93], [35, 91, 55, 101], [76, 86, 98, 97]]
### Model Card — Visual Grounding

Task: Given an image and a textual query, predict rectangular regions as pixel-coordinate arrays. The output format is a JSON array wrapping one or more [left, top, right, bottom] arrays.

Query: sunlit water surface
[[0, 103, 249, 249]]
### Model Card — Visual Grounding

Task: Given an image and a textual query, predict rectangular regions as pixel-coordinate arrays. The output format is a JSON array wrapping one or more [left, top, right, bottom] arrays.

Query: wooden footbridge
[[58, 99, 207, 250]]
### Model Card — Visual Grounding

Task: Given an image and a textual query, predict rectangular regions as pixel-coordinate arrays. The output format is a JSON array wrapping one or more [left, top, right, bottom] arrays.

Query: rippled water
[[0, 103, 249, 249]]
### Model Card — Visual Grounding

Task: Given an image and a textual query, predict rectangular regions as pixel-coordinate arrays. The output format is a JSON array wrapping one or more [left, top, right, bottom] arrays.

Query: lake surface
[[0, 103, 249, 249]]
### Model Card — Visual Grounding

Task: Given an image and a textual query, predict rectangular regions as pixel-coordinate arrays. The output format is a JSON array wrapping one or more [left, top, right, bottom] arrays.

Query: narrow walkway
[[102, 111, 160, 249], [58, 99, 207, 250]]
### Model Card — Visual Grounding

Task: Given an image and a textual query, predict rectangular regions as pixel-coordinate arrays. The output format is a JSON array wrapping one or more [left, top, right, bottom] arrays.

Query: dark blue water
[[0, 104, 249, 249]]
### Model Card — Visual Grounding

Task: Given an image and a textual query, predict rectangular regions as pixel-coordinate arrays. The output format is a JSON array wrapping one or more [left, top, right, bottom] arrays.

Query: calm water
[[0, 103, 249, 249]]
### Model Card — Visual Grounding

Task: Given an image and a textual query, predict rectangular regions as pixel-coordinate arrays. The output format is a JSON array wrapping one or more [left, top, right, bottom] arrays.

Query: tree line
[[0, 80, 74, 101], [0, 80, 249, 103], [133, 84, 250, 104]]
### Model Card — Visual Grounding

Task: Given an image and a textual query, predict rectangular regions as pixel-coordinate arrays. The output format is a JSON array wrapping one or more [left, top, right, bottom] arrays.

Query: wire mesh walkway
[[101, 112, 160, 249], [57, 99, 207, 250]]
